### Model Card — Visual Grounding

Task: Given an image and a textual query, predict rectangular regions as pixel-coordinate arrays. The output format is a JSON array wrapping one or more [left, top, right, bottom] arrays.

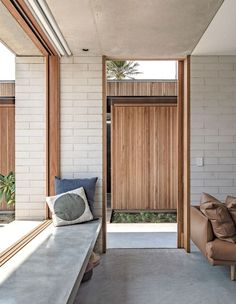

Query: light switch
[[196, 157, 204, 167]]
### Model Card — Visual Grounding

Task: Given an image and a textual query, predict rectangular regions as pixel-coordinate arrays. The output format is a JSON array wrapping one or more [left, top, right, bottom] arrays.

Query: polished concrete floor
[[107, 223, 177, 248], [108, 232, 177, 248], [76, 249, 236, 304]]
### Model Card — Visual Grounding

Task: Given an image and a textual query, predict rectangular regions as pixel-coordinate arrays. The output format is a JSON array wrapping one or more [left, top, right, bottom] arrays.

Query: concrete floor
[[107, 223, 177, 248], [76, 249, 236, 304], [108, 232, 177, 248]]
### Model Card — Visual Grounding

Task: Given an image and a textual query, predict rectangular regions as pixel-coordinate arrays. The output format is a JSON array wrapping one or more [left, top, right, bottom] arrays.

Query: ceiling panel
[[193, 0, 236, 55], [47, 0, 223, 58]]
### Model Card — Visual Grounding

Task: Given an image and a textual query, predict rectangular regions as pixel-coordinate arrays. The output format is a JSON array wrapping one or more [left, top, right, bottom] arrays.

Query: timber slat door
[[111, 104, 177, 211], [0, 103, 15, 211]]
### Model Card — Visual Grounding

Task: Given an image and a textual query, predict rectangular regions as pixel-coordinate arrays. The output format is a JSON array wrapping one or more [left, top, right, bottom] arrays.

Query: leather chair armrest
[[191, 205, 214, 256]]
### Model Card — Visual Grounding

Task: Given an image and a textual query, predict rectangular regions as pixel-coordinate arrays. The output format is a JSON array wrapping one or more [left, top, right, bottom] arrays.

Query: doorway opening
[[0, 42, 15, 225], [105, 60, 179, 249]]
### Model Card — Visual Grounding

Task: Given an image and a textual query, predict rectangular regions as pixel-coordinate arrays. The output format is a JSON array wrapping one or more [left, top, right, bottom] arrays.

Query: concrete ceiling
[[193, 0, 236, 55], [46, 0, 224, 59], [0, 1, 40, 56]]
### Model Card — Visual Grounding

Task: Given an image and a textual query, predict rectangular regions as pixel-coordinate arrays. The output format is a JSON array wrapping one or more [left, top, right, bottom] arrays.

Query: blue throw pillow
[[55, 176, 98, 214]]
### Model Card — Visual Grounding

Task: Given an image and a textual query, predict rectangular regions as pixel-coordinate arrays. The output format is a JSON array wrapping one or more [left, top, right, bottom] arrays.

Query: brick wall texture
[[60, 56, 103, 216], [191, 56, 236, 204], [15, 56, 46, 220]]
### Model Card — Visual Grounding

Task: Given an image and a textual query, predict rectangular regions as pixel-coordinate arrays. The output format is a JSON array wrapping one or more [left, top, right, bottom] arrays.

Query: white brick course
[[60, 56, 103, 216], [191, 56, 236, 204], [15, 56, 46, 220]]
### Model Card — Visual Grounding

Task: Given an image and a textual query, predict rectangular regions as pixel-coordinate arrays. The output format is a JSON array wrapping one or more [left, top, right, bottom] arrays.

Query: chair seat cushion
[[206, 238, 236, 261]]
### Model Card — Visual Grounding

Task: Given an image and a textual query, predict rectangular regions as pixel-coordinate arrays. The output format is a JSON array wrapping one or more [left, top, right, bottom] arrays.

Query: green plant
[[111, 211, 177, 223], [107, 60, 142, 80], [0, 171, 15, 206]]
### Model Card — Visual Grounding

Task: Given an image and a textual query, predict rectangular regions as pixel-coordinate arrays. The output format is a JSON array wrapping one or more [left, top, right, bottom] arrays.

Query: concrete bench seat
[[0, 219, 101, 304]]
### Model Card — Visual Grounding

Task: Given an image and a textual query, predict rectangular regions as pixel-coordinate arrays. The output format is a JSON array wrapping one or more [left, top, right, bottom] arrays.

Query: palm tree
[[107, 60, 142, 80]]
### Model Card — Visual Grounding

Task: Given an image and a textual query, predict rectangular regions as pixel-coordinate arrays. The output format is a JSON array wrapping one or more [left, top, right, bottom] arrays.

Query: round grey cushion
[[54, 193, 86, 221]]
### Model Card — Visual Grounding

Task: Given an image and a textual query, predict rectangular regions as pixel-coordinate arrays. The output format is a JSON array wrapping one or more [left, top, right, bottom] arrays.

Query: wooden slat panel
[[112, 104, 177, 211], [0, 82, 15, 97], [107, 81, 177, 97], [0, 104, 15, 211], [149, 106, 177, 210]]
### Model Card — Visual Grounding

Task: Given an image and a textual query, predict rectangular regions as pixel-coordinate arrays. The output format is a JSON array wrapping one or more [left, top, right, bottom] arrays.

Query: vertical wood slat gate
[[0, 102, 15, 211], [111, 103, 178, 211]]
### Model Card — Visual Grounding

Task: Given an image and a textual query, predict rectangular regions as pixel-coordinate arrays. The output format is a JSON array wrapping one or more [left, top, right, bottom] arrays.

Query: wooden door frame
[[0, 0, 60, 265], [177, 61, 184, 248], [102, 57, 190, 253], [2, 0, 60, 218], [177, 57, 191, 252], [183, 56, 191, 252], [45, 55, 60, 217]]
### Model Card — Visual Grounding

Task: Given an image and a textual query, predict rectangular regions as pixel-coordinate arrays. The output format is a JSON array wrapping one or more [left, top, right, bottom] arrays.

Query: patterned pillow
[[46, 187, 93, 227]]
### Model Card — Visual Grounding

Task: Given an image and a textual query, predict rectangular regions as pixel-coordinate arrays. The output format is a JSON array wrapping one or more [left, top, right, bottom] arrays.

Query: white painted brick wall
[[191, 56, 236, 204], [15, 56, 46, 220], [60, 56, 103, 216]]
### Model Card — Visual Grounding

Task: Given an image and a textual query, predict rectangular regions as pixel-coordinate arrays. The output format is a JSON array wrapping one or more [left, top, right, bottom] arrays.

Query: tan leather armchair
[[191, 206, 236, 280]]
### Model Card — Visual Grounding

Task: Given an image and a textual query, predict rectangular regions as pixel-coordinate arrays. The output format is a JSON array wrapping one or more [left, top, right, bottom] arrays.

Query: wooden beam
[[177, 60, 184, 248], [183, 56, 191, 252], [46, 55, 60, 218], [0, 98, 15, 105], [177, 57, 191, 252], [102, 56, 107, 253], [112, 103, 177, 107]]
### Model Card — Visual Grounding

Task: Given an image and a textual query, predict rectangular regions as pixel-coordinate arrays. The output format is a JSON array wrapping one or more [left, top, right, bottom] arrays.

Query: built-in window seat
[[0, 219, 101, 304], [0, 220, 43, 253]]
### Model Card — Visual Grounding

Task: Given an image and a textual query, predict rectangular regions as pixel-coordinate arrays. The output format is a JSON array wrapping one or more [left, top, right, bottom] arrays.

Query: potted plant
[[0, 171, 15, 206]]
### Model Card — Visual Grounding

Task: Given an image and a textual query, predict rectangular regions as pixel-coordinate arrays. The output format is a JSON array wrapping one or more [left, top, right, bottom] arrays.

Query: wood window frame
[[0, 0, 60, 264], [102, 57, 191, 253], [2, 0, 60, 206], [45, 55, 60, 217], [102, 56, 107, 252]]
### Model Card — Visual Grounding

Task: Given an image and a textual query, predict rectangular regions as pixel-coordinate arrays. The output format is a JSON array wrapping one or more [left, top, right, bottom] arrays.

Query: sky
[[135, 61, 177, 80], [0, 41, 177, 81], [0, 42, 15, 80]]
